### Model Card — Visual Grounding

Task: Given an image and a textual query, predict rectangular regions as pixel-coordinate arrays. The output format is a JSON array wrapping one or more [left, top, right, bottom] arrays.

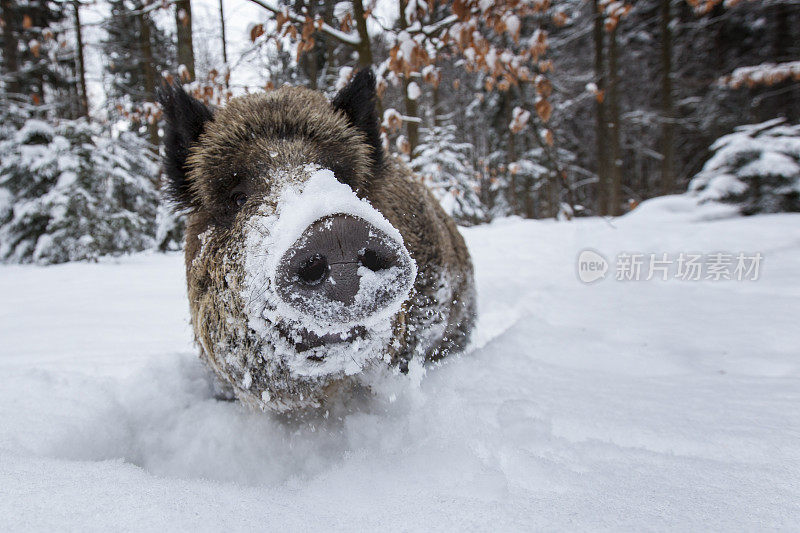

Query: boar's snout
[[274, 214, 414, 325]]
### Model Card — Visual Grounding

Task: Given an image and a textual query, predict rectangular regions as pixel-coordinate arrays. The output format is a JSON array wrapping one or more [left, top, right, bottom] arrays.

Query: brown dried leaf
[[535, 98, 552, 123], [396, 135, 411, 155], [594, 89, 605, 103], [535, 76, 552, 98], [553, 11, 568, 27], [301, 18, 314, 40], [340, 13, 352, 33], [250, 23, 265, 42], [453, 0, 470, 21], [276, 12, 288, 33]]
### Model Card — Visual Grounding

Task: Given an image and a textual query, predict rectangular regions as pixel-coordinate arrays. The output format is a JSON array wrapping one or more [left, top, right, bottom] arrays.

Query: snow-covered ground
[[2, 196, 799, 530]]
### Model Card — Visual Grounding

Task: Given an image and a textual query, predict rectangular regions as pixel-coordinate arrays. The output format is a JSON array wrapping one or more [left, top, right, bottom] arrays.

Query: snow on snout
[[274, 215, 415, 326], [241, 167, 416, 377]]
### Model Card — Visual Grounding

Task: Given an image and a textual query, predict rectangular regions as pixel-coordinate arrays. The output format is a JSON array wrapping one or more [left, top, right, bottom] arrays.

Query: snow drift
[[1, 203, 799, 529]]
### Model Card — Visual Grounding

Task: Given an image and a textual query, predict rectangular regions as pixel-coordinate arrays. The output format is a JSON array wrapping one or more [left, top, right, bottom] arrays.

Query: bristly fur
[[331, 69, 383, 172], [157, 82, 214, 209]]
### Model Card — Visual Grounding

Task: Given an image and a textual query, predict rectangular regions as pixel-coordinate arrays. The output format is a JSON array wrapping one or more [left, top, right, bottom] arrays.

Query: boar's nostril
[[297, 254, 329, 285], [358, 249, 391, 271]]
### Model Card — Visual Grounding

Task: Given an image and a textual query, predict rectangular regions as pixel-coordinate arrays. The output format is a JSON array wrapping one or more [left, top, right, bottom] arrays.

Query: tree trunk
[[351, 0, 372, 67], [524, 176, 535, 218], [607, 24, 623, 216], [137, 11, 159, 146], [72, 0, 89, 117], [520, 133, 534, 218], [0, 0, 20, 96], [28, 5, 45, 105], [506, 95, 518, 214], [402, 83, 419, 156], [398, 0, 419, 157], [431, 84, 440, 126], [550, 170, 560, 218], [304, 47, 319, 90], [219, 0, 228, 88], [770, 1, 795, 121], [592, 0, 609, 216], [297, 0, 319, 89], [322, 0, 337, 80], [175, 0, 195, 81], [659, 0, 675, 195]]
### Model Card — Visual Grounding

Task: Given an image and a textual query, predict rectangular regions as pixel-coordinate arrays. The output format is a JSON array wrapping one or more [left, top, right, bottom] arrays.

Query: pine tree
[[0, 118, 160, 264], [411, 125, 484, 224], [688, 119, 800, 215]]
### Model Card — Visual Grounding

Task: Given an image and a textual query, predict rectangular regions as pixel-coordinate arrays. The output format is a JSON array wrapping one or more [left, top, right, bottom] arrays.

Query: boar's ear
[[332, 68, 383, 170], [157, 82, 213, 209]]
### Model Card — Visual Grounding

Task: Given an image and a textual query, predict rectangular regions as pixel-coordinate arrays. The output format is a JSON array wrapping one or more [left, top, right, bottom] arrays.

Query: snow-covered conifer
[[689, 119, 800, 215], [0, 118, 160, 264], [411, 125, 485, 224]]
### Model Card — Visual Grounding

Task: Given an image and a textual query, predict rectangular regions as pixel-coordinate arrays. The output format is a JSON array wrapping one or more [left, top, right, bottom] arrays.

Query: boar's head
[[159, 70, 419, 411]]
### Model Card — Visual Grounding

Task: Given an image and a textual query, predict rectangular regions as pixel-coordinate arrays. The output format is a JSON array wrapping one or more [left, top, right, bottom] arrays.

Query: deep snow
[[1, 196, 799, 530]]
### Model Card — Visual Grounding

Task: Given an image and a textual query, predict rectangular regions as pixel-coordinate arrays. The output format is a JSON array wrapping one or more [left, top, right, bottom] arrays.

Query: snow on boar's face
[[159, 71, 417, 411]]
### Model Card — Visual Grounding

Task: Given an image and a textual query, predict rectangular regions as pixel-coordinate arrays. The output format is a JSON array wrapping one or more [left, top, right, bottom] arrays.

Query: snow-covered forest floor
[[1, 196, 799, 530]]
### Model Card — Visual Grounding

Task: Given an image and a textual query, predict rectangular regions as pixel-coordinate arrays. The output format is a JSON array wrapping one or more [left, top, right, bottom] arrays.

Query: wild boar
[[159, 69, 475, 411]]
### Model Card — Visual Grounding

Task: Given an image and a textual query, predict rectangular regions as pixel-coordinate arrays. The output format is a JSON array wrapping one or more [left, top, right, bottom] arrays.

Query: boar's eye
[[230, 192, 248, 209]]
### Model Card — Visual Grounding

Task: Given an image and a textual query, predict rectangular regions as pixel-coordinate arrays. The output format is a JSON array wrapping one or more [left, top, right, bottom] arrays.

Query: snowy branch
[[720, 61, 800, 89], [409, 14, 459, 38]]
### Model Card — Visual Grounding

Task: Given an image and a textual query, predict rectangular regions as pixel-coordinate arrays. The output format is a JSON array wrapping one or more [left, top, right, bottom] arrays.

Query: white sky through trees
[[79, 0, 403, 116]]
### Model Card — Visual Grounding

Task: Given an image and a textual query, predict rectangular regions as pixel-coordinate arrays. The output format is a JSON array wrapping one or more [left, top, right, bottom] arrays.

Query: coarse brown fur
[[160, 70, 475, 410]]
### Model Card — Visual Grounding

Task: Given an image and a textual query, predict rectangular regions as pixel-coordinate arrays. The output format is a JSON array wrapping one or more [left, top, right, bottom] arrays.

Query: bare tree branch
[[243, 0, 361, 47]]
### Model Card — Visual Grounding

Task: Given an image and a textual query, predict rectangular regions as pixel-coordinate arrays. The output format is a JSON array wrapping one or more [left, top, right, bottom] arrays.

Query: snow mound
[[621, 194, 739, 223]]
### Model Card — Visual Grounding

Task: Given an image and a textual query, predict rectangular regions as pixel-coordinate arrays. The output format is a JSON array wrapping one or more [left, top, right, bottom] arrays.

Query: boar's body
[[161, 71, 475, 411]]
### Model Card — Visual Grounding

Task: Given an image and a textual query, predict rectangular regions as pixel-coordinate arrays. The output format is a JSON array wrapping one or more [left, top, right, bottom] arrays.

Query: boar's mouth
[[276, 323, 367, 356]]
